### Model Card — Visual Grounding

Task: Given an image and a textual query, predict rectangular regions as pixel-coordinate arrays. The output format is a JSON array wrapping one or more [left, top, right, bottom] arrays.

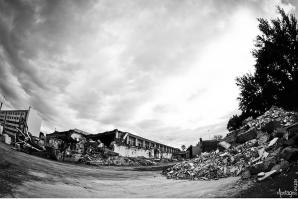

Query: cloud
[[0, 0, 297, 147]]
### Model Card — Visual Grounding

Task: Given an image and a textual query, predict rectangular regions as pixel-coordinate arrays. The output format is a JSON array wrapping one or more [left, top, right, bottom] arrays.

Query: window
[[138, 139, 143, 147], [129, 137, 136, 146]]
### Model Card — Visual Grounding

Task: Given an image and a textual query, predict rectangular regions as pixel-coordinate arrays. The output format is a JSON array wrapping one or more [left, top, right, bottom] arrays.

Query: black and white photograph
[[0, 0, 298, 198]]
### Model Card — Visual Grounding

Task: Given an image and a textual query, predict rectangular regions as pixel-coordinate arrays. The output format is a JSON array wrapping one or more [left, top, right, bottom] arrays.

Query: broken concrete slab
[[236, 127, 257, 144], [257, 170, 277, 182], [219, 141, 231, 150], [280, 146, 298, 161], [268, 137, 279, 147]]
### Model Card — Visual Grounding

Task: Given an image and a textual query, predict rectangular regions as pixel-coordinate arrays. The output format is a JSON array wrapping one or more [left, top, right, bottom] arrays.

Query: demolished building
[[45, 128, 180, 162], [86, 129, 180, 159], [45, 129, 89, 161], [0, 108, 42, 145]]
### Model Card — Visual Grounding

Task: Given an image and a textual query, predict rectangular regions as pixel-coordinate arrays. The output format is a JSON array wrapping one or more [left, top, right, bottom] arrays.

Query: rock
[[257, 132, 270, 146], [249, 161, 265, 175], [286, 122, 298, 138], [279, 160, 290, 170], [273, 128, 287, 138], [163, 107, 297, 181], [219, 141, 231, 149], [241, 170, 251, 179], [261, 121, 282, 134], [258, 148, 265, 157], [262, 151, 269, 159], [268, 137, 279, 147], [246, 106, 296, 131], [269, 147, 282, 158], [224, 129, 239, 143], [285, 134, 298, 147], [243, 116, 254, 127], [280, 146, 298, 161], [271, 164, 281, 172], [257, 172, 265, 177], [263, 157, 277, 171], [237, 127, 257, 144], [257, 170, 277, 182]]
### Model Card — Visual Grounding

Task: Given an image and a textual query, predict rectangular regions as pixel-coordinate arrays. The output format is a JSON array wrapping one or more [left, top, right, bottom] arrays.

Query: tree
[[227, 114, 243, 131], [181, 145, 186, 151], [236, 7, 298, 118]]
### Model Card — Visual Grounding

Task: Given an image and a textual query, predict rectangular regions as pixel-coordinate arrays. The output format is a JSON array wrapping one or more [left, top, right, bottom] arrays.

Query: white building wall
[[27, 109, 42, 137], [113, 144, 174, 159], [161, 152, 172, 159], [114, 145, 154, 158]]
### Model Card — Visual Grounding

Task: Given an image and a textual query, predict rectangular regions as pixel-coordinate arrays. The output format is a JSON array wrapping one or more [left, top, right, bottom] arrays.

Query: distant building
[[45, 128, 179, 160], [186, 145, 202, 158], [86, 129, 180, 159], [45, 129, 90, 161], [172, 151, 190, 159], [0, 108, 42, 144]]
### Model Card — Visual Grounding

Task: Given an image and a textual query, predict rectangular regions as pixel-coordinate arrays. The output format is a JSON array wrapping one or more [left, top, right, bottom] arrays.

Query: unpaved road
[[0, 142, 242, 198]]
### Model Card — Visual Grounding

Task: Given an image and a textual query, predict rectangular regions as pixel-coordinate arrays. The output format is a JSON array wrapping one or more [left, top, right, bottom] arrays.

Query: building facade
[[0, 108, 42, 144], [46, 129, 89, 161], [87, 129, 180, 159]]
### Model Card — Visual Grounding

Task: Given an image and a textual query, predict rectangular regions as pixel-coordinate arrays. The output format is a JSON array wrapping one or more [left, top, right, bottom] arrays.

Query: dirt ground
[[235, 164, 298, 198], [0, 142, 246, 198]]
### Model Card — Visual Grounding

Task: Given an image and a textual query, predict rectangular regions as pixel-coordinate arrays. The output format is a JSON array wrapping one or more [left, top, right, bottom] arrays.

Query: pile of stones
[[244, 106, 297, 129], [163, 107, 298, 181]]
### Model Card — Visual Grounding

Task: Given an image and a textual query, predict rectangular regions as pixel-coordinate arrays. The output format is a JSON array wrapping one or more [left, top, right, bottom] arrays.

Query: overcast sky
[[0, 0, 297, 148]]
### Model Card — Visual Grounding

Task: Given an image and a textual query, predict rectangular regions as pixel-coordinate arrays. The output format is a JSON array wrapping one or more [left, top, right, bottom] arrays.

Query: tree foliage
[[228, 7, 298, 131]]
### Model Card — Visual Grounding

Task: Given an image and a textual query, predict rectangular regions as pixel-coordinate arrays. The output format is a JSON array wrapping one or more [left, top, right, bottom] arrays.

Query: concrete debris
[[280, 146, 298, 161], [237, 127, 258, 143], [81, 154, 158, 166], [268, 137, 278, 147], [219, 141, 231, 149], [257, 132, 270, 146], [245, 106, 296, 130], [257, 172, 265, 177], [79, 143, 161, 166], [257, 170, 277, 182], [163, 106, 298, 181], [162, 140, 259, 180]]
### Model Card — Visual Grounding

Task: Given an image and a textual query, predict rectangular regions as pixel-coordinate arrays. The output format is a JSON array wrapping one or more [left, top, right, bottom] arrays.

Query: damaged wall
[[113, 144, 173, 159], [160, 152, 172, 159], [114, 144, 154, 158]]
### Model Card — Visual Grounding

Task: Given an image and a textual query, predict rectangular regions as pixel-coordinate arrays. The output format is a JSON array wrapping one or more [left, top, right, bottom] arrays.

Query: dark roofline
[[72, 128, 90, 135], [88, 129, 180, 150], [0, 109, 28, 112], [47, 130, 70, 137], [47, 129, 89, 137]]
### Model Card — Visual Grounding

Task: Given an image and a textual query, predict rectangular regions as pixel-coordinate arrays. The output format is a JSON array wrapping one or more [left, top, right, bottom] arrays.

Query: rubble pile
[[163, 140, 259, 180], [163, 106, 298, 181], [81, 154, 157, 166], [79, 145, 157, 166], [244, 106, 297, 129]]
